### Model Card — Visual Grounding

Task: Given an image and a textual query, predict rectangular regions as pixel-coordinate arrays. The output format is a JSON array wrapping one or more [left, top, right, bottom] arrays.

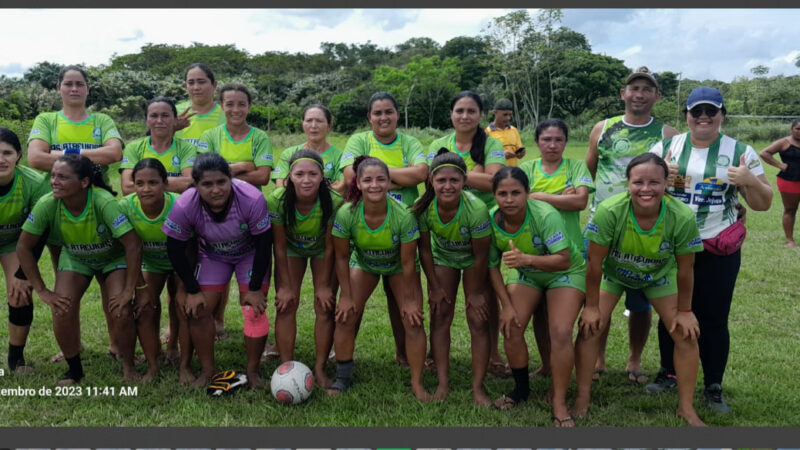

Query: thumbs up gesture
[[665, 150, 679, 187], [502, 240, 530, 269], [728, 154, 756, 187]]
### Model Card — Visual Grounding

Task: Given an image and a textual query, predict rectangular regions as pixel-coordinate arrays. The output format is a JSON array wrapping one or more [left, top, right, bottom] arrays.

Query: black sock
[[8, 344, 25, 371], [507, 366, 530, 403], [65, 355, 84, 382], [333, 359, 354, 389]]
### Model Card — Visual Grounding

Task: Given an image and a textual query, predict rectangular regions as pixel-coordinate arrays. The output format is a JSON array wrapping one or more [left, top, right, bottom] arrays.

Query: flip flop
[[489, 360, 511, 378], [493, 395, 519, 410], [552, 415, 575, 427], [627, 369, 649, 384]]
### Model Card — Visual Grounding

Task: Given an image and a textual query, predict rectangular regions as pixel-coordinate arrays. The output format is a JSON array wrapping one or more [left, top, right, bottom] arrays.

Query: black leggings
[[657, 249, 741, 388]]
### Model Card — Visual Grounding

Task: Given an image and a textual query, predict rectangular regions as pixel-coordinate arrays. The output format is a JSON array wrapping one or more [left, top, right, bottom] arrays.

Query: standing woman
[[487, 167, 586, 427], [17, 154, 141, 385], [341, 92, 428, 366], [174, 63, 225, 147], [329, 156, 431, 401], [274, 104, 345, 194], [0, 128, 48, 374], [120, 97, 197, 195], [163, 153, 272, 388], [759, 119, 800, 247], [580, 153, 705, 426], [412, 149, 492, 405], [119, 158, 182, 380], [519, 119, 594, 378], [428, 90, 508, 377], [648, 87, 773, 413], [268, 149, 343, 387]]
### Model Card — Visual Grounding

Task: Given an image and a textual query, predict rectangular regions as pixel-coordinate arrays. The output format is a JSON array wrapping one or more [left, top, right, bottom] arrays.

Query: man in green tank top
[[584, 66, 679, 384]]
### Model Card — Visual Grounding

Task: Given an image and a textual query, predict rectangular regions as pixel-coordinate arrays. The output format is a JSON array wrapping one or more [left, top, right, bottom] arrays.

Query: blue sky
[[1, 9, 798, 82]]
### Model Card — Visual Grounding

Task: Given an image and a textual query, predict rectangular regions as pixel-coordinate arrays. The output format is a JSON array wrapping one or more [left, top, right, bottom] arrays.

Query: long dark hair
[[55, 154, 117, 196], [192, 152, 231, 183], [626, 152, 669, 180], [345, 156, 389, 211], [412, 148, 467, 217], [451, 90, 488, 166], [491, 166, 529, 228], [535, 118, 569, 141], [0, 127, 22, 153], [283, 150, 333, 233], [132, 158, 169, 183]]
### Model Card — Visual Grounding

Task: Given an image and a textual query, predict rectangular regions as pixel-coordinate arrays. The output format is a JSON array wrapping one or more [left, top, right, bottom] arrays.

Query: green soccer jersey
[[27, 111, 124, 185], [197, 124, 274, 167], [121, 137, 197, 177], [267, 187, 344, 258], [273, 144, 344, 183], [0, 166, 47, 255], [519, 158, 594, 248], [489, 199, 585, 283], [332, 197, 420, 275], [23, 187, 134, 269], [592, 116, 666, 212], [119, 192, 178, 273], [173, 101, 226, 147], [341, 131, 427, 207], [427, 133, 506, 207], [584, 191, 703, 289], [417, 190, 491, 270]]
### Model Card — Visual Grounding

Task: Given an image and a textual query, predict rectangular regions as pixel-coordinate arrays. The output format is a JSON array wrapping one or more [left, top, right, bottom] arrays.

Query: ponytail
[[56, 154, 117, 196]]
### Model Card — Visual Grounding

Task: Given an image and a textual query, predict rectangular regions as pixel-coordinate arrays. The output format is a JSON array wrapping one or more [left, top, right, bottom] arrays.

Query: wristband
[[678, 308, 692, 313], [135, 284, 148, 290]]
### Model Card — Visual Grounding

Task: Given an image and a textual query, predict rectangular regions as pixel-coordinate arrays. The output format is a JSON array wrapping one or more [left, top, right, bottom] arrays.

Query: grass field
[[1, 134, 798, 427]]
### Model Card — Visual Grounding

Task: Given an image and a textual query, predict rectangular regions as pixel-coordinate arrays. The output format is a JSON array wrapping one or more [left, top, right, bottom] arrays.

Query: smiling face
[[196, 170, 232, 212], [451, 97, 481, 134], [221, 90, 251, 128], [356, 164, 390, 204], [0, 141, 21, 182], [621, 79, 660, 116], [289, 160, 323, 201], [493, 177, 528, 219], [134, 168, 167, 206], [184, 67, 216, 105], [627, 162, 667, 213], [367, 99, 399, 140], [303, 107, 332, 142], [686, 104, 723, 143], [50, 160, 89, 199], [57, 70, 89, 108], [431, 166, 465, 206], [146, 102, 176, 139], [536, 126, 567, 163]]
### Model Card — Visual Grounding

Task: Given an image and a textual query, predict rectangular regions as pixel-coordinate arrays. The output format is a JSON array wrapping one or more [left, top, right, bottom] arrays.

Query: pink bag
[[702, 220, 746, 256]]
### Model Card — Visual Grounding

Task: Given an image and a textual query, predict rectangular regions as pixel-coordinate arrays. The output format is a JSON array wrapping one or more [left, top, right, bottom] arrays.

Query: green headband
[[290, 157, 324, 171], [432, 163, 466, 175]]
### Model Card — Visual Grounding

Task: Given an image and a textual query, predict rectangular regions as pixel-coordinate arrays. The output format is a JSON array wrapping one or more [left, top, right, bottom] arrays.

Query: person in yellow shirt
[[486, 99, 525, 166]]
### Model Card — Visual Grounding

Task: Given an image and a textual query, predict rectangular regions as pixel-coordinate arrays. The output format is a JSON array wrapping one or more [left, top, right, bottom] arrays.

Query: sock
[[507, 366, 530, 403], [8, 344, 25, 371], [332, 359, 354, 390], [65, 355, 84, 382]]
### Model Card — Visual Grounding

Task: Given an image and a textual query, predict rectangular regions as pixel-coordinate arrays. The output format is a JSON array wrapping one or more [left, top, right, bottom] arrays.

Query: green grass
[[1, 137, 798, 427]]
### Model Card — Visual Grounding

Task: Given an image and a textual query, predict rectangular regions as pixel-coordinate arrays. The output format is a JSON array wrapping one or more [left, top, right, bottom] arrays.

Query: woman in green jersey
[[174, 63, 225, 147], [488, 166, 586, 428], [121, 97, 196, 196], [519, 119, 594, 379], [329, 156, 431, 402], [412, 148, 492, 405], [17, 154, 142, 385], [341, 92, 428, 367], [0, 128, 47, 374], [581, 153, 705, 427], [428, 90, 508, 377], [119, 158, 182, 381], [274, 104, 345, 195], [268, 149, 342, 387]]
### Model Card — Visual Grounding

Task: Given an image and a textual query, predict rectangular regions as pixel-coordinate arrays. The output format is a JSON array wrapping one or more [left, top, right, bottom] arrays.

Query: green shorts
[[433, 255, 474, 271], [0, 240, 17, 256], [348, 253, 420, 277], [142, 256, 173, 274], [508, 266, 586, 293], [601, 267, 677, 300], [288, 246, 324, 260], [58, 251, 127, 278]]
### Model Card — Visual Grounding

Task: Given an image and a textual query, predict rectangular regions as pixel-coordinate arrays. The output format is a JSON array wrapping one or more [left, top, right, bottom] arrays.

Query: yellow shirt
[[486, 124, 523, 166]]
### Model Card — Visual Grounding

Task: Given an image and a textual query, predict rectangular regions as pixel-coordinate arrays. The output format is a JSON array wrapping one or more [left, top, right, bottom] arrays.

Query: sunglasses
[[688, 105, 720, 118]]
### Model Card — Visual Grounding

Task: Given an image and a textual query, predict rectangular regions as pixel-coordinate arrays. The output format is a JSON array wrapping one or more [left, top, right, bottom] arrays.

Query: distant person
[[759, 119, 800, 247], [486, 99, 525, 166], [584, 66, 677, 384], [648, 86, 773, 413]]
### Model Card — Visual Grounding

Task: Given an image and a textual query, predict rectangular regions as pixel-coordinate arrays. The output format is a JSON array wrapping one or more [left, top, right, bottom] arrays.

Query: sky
[[1, 9, 798, 83]]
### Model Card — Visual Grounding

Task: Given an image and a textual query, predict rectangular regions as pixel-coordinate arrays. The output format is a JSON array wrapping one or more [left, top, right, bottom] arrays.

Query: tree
[[552, 51, 628, 117], [23, 62, 63, 90], [751, 65, 769, 77], [441, 36, 490, 90]]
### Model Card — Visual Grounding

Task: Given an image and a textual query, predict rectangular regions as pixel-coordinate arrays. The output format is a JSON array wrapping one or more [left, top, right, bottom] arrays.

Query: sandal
[[488, 360, 511, 378], [627, 369, 649, 384], [552, 415, 575, 427], [493, 395, 519, 410]]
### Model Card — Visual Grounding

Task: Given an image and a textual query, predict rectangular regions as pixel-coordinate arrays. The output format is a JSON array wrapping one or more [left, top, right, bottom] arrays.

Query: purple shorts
[[196, 251, 269, 293]]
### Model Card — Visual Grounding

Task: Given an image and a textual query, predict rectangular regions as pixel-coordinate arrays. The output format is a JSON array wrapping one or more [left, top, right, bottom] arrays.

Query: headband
[[289, 157, 324, 171], [432, 163, 466, 175]]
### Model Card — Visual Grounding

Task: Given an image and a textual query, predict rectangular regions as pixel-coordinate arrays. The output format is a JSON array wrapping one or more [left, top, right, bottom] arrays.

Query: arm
[[330, 179, 346, 195], [80, 139, 123, 165], [738, 174, 773, 211], [584, 121, 604, 178], [235, 165, 271, 187], [120, 169, 135, 196], [314, 225, 336, 311], [242, 229, 271, 314], [333, 236, 354, 323], [108, 230, 142, 316], [489, 266, 521, 338], [466, 163, 503, 193], [578, 240, 608, 337], [26, 139, 63, 172], [418, 231, 447, 313], [398, 240, 423, 327], [529, 185, 589, 211], [502, 242, 571, 272], [759, 138, 790, 171], [671, 252, 700, 340], [272, 224, 295, 313], [388, 164, 428, 187], [343, 165, 355, 192], [167, 168, 195, 193], [17, 230, 71, 314]]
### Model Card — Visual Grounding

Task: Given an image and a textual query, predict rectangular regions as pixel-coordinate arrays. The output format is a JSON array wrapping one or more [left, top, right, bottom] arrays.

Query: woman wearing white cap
[[647, 86, 773, 414]]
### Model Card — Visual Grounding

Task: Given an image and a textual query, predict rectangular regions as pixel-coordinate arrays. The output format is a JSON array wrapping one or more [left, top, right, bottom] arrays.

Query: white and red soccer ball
[[270, 360, 314, 404]]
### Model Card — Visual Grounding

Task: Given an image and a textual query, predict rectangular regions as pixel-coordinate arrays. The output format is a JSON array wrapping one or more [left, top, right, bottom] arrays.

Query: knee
[[549, 325, 573, 348], [466, 312, 488, 333], [8, 303, 34, 327]]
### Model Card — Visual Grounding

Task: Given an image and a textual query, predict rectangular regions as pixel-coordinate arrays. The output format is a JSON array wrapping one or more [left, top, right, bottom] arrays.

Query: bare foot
[[179, 368, 196, 386], [14, 365, 35, 375], [164, 348, 180, 366], [677, 408, 707, 427], [247, 372, 263, 389], [591, 368, 607, 381], [493, 395, 518, 410], [786, 241, 799, 248], [472, 387, 492, 406], [122, 368, 141, 382], [529, 366, 551, 379], [141, 367, 159, 382], [570, 397, 590, 418], [56, 378, 78, 387], [191, 372, 213, 387], [394, 353, 409, 368], [315, 368, 332, 389], [433, 384, 450, 402], [412, 384, 433, 403]]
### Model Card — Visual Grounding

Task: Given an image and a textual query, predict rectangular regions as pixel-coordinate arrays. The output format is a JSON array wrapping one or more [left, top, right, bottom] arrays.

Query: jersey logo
[[333, 221, 344, 233], [392, 234, 400, 244], [239, 222, 248, 232], [658, 240, 673, 253], [585, 223, 598, 234], [716, 155, 731, 167], [342, 152, 353, 161], [26, 212, 34, 223], [407, 225, 419, 238], [29, 128, 40, 136], [261, 154, 272, 161], [108, 130, 121, 138], [111, 215, 128, 228], [473, 221, 490, 233], [612, 138, 631, 154], [689, 237, 703, 247], [747, 158, 761, 170], [695, 178, 727, 192], [172, 155, 181, 166], [197, 141, 208, 150], [578, 176, 593, 184], [92, 127, 102, 139], [490, 151, 505, 159], [97, 224, 107, 234], [121, 157, 129, 164], [164, 218, 182, 233], [459, 225, 469, 236], [273, 167, 282, 174], [325, 162, 333, 171], [545, 232, 565, 247], [673, 174, 692, 190], [388, 191, 403, 202], [256, 216, 270, 230], [532, 236, 543, 247]]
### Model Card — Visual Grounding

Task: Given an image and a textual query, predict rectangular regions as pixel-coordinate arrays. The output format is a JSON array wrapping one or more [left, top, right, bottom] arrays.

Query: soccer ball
[[270, 360, 314, 404]]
